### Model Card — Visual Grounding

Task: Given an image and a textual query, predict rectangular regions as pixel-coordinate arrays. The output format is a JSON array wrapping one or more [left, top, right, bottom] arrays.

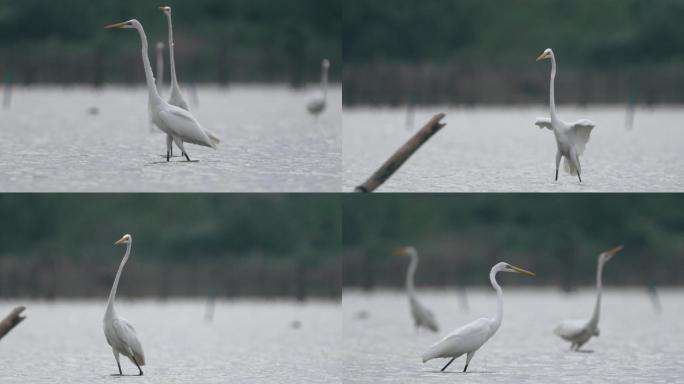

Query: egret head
[[114, 234, 132, 246], [599, 245, 623, 264], [322, 59, 331, 69], [495, 262, 535, 276], [104, 19, 138, 30], [536, 48, 554, 62], [159, 6, 171, 15], [393, 246, 417, 257]]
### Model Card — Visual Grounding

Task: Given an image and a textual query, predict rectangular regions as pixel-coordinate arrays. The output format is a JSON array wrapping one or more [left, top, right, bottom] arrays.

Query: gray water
[[0, 86, 341, 192], [343, 289, 683, 383], [0, 299, 340, 383], [344, 107, 684, 192]]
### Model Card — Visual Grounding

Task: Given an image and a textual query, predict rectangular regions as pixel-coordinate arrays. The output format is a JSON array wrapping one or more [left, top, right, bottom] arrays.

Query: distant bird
[[159, 6, 220, 155], [422, 262, 535, 373], [104, 234, 145, 376], [307, 59, 330, 118], [535, 48, 595, 183], [554, 246, 623, 351], [394, 246, 439, 333], [105, 19, 218, 162]]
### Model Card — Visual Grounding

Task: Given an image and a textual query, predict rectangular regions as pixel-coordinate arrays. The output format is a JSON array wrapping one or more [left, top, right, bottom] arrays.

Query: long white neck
[[321, 65, 329, 101], [405, 252, 418, 300], [549, 53, 558, 122], [165, 12, 180, 91], [490, 267, 504, 331], [156, 43, 164, 93], [133, 22, 163, 105], [105, 241, 132, 319], [589, 258, 604, 327]]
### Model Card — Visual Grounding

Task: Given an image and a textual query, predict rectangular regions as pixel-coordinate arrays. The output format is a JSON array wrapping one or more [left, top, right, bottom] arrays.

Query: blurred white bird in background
[[103, 234, 145, 376], [307, 59, 330, 118], [535, 48, 595, 183], [394, 246, 439, 333], [105, 19, 218, 162], [160, 6, 221, 157], [422, 262, 535, 373], [554, 246, 623, 351]]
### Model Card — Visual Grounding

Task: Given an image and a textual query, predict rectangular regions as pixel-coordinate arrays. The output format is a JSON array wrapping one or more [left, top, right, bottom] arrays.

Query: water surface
[[344, 107, 684, 192], [343, 289, 683, 383], [0, 86, 341, 192], [0, 299, 340, 383]]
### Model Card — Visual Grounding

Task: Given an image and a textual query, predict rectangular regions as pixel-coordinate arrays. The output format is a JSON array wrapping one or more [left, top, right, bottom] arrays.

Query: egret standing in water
[[159, 6, 220, 156], [394, 247, 439, 333], [105, 19, 218, 162], [535, 48, 595, 183], [307, 59, 330, 118], [422, 262, 535, 373], [554, 246, 623, 351], [104, 234, 145, 376]]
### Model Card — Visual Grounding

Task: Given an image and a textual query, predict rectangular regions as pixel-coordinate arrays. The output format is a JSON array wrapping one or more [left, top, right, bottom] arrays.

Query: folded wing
[[158, 107, 216, 149]]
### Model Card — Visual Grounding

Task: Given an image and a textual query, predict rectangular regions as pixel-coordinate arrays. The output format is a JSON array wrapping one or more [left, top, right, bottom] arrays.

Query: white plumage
[[105, 19, 218, 162], [535, 48, 596, 182], [554, 246, 623, 351], [307, 59, 330, 118], [422, 262, 534, 373], [103, 234, 145, 376], [395, 247, 439, 333]]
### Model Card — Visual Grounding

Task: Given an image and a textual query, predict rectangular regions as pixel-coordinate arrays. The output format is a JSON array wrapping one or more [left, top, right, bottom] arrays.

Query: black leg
[[167, 151, 170, 162], [117, 360, 122, 375], [441, 357, 455, 372], [132, 356, 143, 376], [555, 169, 559, 181], [183, 152, 191, 162], [577, 171, 582, 183], [463, 363, 469, 373]]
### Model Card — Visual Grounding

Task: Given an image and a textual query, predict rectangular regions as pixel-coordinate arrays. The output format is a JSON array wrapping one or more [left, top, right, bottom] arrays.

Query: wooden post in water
[[0, 306, 26, 341], [355, 113, 446, 192]]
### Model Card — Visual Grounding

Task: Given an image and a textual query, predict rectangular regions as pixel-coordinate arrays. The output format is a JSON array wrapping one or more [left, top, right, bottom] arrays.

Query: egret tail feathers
[[562, 157, 578, 175]]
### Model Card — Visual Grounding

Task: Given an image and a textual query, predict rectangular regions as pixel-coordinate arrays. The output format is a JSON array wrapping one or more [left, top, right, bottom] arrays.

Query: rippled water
[[0, 86, 341, 192], [343, 107, 684, 192], [0, 299, 340, 383], [343, 289, 683, 383]]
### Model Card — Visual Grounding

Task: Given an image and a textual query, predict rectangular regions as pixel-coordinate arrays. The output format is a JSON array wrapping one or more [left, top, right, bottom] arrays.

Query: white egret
[[159, 6, 220, 155], [535, 48, 595, 183], [104, 234, 145, 376], [554, 245, 623, 351], [307, 59, 330, 118], [394, 247, 439, 333], [105, 19, 218, 162], [422, 262, 535, 373]]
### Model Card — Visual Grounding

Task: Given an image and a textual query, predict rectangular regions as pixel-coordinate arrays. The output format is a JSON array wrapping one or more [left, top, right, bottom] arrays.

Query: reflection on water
[[0, 299, 340, 383], [0, 86, 341, 192], [343, 289, 683, 383], [343, 107, 684, 192]]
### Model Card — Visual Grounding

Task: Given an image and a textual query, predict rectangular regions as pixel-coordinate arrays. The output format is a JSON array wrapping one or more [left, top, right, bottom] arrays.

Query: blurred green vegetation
[[343, 0, 684, 105], [344, 0, 684, 66], [0, 194, 340, 264], [343, 194, 684, 288], [0, 0, 340, 85]]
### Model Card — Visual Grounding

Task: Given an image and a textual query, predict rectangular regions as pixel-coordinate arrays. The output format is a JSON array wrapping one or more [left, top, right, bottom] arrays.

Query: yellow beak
[[104, 21, 128, 29], [606, 245, 624, 256], [114, 237, 126, 245], [393, 248, 406, 256], [511, 265, 535, 276], [159, 6, 169, 10]]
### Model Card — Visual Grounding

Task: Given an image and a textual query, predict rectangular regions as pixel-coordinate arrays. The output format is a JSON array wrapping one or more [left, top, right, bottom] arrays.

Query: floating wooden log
[[0, 306, 26, 341], [355, 113, 447, 192]]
